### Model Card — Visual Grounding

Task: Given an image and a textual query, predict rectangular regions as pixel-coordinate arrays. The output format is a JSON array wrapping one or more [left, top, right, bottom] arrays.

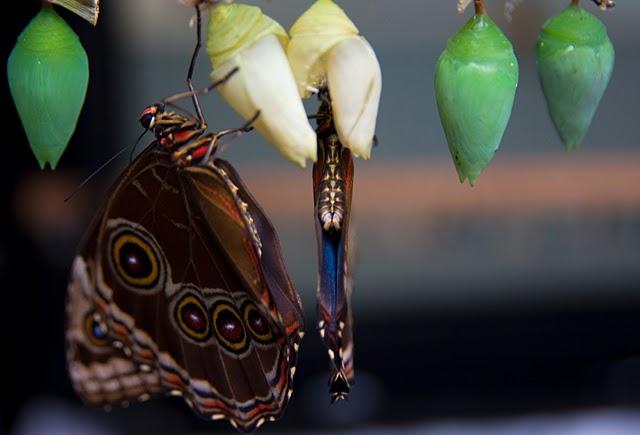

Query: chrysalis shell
[[8, 4, 89, 169], [48, 0, 100, 25], [207, 3, 289, 69], [288, 0, 359, 98], [435, 13, 518, 185], [206, 3, 317, 167], [536, 5, 614, 150]]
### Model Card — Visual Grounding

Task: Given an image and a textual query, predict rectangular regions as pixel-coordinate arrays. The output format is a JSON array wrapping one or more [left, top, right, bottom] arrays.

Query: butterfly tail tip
[[329, 370, 350, 403]]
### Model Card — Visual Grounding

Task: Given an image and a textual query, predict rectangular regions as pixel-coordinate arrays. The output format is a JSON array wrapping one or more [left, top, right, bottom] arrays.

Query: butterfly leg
[[162, 67, 239, 106], [169, 3, 240, 126], [170, 111, 259, 165], [200, 111, 261, 162], [185, 3, 206, 124]]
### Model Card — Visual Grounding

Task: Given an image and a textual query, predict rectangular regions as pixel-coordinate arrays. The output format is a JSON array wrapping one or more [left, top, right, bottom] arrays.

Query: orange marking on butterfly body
[[172, 129, 202, 146], [190, 145, 209, 160], [160, 136, 172, 148]]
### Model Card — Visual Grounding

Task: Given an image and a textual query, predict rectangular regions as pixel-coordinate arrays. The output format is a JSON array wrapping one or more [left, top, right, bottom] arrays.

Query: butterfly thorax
[[139, 105, 216, 166]]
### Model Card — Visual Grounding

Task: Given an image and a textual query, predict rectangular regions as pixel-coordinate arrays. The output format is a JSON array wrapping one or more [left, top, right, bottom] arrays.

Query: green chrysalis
[[435, 13, 519, 186], [8, 3, 89, 169], [536, 4, 614, 150]]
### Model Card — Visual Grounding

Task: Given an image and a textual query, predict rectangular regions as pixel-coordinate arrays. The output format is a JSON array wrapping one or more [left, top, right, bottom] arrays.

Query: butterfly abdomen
[[318, 134, 347, 232], [313, 99, 356, 402], [171, 134, 219, 166], [318, 303, 351, 403]]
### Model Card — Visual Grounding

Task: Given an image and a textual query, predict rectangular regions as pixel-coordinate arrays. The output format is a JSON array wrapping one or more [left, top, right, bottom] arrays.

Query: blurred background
[[2, 0, 640, 433]]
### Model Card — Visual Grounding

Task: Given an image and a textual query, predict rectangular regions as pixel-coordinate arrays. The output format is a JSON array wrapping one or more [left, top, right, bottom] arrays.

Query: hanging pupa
[[8, 3, 89, 169], [287, 0, 382, 160], [536, 3, 614, 150], [206, 3, 317, 168], [434, 6, 518, 185]]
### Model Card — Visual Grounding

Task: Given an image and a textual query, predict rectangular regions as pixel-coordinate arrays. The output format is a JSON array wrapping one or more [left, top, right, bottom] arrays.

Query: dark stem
[[571, 0, 580, 6], [474, 0, 486, 15], [187, 4, 205, 125]]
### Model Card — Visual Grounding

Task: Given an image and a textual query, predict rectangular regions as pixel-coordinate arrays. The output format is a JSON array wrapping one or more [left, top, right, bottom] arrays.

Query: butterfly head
[[139, 104, 164, 130]]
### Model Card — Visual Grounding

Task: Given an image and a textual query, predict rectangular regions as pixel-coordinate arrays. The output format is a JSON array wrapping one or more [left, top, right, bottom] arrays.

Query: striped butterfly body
[[312, 95, 355, 402], [66, 105, 304, 432]]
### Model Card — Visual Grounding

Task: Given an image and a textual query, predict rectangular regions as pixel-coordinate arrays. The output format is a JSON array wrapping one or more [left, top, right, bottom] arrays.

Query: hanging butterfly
[[65, 4, 304, 432], [312, 88, 355, 402]]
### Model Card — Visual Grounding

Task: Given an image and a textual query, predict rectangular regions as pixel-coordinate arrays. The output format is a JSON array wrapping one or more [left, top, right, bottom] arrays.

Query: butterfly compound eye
[[139, 105, 159, 129]]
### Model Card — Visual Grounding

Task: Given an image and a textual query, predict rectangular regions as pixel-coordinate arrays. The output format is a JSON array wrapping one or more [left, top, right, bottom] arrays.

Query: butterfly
[[65, 5, 304, 432], [312, 90, 355, 402]]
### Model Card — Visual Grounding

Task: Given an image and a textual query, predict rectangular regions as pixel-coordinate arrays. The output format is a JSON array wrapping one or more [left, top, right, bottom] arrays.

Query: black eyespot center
[[243, 302, 274, 343], [119, 242, 152, 279], [175, 294, 210, 341], [216, 308, 244, 341], [181, 303, 207, 332], [211, 302, 248, 353], [92, 318, 107, 339], [83, 311, 109, 347]]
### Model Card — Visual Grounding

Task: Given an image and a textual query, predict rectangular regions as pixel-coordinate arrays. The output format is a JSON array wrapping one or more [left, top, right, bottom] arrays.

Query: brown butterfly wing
[[212, 159, 305, 340], [66, 255, 162, 407], [67, 158, 164, 407], [67, 147, 303, 431]]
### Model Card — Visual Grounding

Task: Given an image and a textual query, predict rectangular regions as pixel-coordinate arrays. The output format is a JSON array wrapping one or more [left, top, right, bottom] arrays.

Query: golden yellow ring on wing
[[176, 294, 210, 341], [112, 233, 159, 288]]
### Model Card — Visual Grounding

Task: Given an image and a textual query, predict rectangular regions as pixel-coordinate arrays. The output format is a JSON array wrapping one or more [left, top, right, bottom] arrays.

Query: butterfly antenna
[[129, 128, 151, 162], [65, 129, 148, 203]]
